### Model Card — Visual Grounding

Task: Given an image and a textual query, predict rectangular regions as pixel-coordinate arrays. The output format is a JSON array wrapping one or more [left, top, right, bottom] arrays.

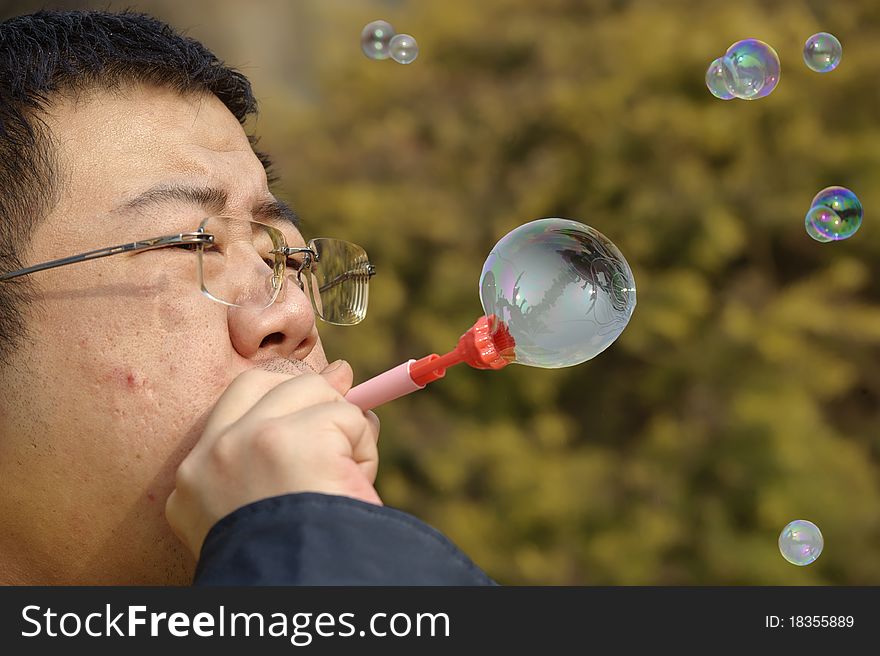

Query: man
[[0, 9, 493, 585]]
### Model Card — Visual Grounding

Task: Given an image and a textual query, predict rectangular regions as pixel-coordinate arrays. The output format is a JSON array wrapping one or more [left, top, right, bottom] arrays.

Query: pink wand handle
[[345, 360, 426, 411]]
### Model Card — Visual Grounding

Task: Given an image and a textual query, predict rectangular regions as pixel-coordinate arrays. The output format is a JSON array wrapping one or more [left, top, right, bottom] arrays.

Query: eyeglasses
[[0, 216, 377, 325]]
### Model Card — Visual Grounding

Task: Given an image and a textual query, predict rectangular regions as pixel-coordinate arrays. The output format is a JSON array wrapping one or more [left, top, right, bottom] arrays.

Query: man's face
[[0, 84, 328, 584]]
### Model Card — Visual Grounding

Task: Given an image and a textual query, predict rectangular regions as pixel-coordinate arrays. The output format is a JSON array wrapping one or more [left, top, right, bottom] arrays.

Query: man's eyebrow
[[253, 196, 301, 229], [116, 184, 301, 229]]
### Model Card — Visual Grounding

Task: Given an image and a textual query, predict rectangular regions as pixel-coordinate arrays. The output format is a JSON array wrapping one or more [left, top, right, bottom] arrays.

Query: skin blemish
[[104, 367, 148, 390], [147, 492, 156, 502]]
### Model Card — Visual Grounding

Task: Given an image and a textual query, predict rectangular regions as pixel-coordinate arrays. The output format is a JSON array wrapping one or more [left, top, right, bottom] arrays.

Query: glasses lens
[[198, 216, 285, 309], [307, 238, 372, 325]]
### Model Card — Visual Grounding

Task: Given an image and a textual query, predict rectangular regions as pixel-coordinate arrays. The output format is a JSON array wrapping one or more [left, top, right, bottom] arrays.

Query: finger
[[356, 418, 380, 485], [280, 400, 374, 458], [365, 410, 380, 444], [319, 359, 354, 396], [349, 412, 379, 468], [199, 368, 294, 439], [249, 401, 379, 497], [233, 360, 353, 430], [205, 361, 355, 445], [201, 368, 343, 443]]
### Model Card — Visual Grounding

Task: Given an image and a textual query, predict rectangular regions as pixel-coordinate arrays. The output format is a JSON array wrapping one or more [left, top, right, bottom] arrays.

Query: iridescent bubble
[[361, 20, 395, 60], [479, 218, 637, 368], [706, 57, 734, 100], [721, 38, 780, 100], [389, 33, 419, 64], [804, 206, 836, 243], [779, 520, 824, 566], [804, 32, 842, 73], [807, 186, 863, 241]]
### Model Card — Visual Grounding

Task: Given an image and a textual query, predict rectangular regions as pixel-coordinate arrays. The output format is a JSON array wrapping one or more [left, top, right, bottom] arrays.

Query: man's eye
[[171, 243, 219, 253], [286, 254, 308, 270], [168, 245, 277, 269]]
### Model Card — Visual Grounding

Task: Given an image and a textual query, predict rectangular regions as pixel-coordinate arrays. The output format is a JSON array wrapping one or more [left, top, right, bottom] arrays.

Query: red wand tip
[[409, 315, 516, 386]]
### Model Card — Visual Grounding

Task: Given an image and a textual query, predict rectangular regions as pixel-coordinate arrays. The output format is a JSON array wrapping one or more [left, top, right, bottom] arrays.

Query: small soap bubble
[[389, 33, 419, 64], [806, 186, 863, 242], [361, 20, 395, 60], [706, 57, 734, 100], [721, 38, 780, 100], [804, 206, 836, 243], [804, 32, 842, 73], [779, 520, 823, 566]]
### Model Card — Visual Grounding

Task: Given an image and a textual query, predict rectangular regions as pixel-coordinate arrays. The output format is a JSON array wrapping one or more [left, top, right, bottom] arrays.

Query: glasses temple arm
[[316, 264, 377, 293], [0, 232, 212, 282]]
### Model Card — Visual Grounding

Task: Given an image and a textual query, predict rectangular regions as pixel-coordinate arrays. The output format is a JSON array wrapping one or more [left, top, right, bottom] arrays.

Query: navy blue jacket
[[193, 493, 496, 585]]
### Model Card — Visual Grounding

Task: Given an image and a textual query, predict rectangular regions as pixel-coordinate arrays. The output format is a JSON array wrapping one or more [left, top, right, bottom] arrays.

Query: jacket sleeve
[[193, 492, 497, 586]]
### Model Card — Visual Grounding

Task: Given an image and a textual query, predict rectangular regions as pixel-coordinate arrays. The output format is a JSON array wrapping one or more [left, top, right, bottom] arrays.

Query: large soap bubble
[[480, 218, 636, 368]]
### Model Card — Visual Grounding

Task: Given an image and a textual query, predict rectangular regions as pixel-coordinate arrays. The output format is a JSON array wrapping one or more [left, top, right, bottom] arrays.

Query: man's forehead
[[59, 84, 244, 145], [50, 84, 267, 211]]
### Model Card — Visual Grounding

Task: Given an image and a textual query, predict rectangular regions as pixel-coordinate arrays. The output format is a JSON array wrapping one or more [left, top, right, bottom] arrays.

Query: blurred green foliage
[[5, 0, 880, 584]]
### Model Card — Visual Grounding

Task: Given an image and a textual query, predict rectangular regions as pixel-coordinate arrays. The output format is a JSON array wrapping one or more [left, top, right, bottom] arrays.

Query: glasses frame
[[0, 216, 377, 324]]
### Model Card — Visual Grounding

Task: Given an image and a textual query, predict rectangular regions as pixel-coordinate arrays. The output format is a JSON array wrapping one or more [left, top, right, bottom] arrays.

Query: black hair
[[0, 9, 270, 364]]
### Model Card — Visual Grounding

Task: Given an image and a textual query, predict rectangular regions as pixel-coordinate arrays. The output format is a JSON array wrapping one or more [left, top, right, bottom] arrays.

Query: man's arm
[[194, 493, 496, 585]]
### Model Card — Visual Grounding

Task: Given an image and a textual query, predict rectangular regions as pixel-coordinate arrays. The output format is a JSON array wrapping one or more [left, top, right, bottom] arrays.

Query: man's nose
[[225, 272, 319, 362]]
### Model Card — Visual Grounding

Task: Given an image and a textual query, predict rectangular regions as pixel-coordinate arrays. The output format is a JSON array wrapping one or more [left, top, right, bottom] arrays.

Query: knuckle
[[164, 490, 177, 514], [247, 420, 287, 454], [207, 430, 239, 470], [209, 431, 235, 471], [333, 402, 367, 429], [174, 458, 197, 492]]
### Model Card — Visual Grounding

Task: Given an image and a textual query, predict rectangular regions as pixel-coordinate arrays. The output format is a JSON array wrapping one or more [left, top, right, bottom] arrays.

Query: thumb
[[321, 359, 354, 396]]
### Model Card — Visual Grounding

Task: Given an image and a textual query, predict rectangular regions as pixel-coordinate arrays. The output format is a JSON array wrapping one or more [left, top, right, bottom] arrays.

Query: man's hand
[[165, 360, 381, 558]]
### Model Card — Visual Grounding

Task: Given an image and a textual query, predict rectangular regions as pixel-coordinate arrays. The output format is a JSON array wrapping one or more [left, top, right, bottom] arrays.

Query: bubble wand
[[345, 218, 637, 411]]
